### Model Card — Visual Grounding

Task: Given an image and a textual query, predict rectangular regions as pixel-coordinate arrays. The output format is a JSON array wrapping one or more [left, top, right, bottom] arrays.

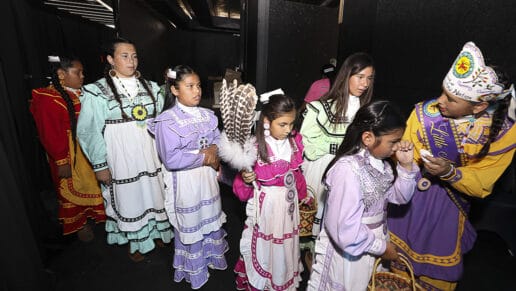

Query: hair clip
[[167, 68, 177, 79], [323, 67, 334, 73], [48, 56, 61, 63], [259, 88, 284, 104]]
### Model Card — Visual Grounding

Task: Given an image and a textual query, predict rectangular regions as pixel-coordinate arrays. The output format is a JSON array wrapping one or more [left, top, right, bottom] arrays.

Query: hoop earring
[[109, 69, 117, 77], [134, 70, 141, 78], [264, 122, 270, 137]]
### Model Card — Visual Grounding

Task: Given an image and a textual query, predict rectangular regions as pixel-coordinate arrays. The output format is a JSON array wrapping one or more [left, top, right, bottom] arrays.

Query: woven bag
[[298, 194, 317, 237], [368, 253, 424, 291]]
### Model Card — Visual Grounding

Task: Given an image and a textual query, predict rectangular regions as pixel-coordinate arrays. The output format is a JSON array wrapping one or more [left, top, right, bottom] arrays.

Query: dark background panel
[[119, 0, 240, 105], [361, 0, 516, 114], [266, 0, 339, 103]]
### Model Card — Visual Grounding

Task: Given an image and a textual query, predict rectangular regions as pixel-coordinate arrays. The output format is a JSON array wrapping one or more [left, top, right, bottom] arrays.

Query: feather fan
[[218, 79, 258, 171]]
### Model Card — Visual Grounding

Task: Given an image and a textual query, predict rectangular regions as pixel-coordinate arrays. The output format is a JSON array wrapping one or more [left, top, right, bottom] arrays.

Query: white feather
[[218, 131, 257, 171]]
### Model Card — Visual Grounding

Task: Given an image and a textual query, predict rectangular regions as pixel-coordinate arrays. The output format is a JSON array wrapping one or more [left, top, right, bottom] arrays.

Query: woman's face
[[108, 43, 138, 78], [266, 110, 296, 140], [172, 74, 202, 107], [348, 66, 374, 97], [59, 60, 84, 89]]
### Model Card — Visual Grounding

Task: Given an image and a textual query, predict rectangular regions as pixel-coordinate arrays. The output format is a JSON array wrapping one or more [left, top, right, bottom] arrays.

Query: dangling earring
[[264, 122, 270, 137], [134, 70, 141, 78], [109, 68, 117, 77]]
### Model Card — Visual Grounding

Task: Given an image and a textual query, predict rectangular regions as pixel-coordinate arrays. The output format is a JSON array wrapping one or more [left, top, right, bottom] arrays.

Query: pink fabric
[[232, 132, 307, 202], [304, 78, 330, 103]]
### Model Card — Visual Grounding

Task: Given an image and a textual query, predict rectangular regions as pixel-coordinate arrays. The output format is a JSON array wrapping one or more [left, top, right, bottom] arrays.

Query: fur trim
[[219, 131, 257, 171]]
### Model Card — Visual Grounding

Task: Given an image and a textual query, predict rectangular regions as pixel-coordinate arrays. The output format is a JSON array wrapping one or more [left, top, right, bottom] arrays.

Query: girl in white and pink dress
[[233, 94, 307, 291]]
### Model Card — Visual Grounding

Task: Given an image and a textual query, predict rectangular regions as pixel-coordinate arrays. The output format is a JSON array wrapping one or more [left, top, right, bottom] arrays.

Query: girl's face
[[171, 74, 202, 107], [437, 88, 487, 118], [59, 60, 84, 89], [364, 128, 404, 159], [108, 43, 138, 78], [266, 110, 296, 140], [348, 66, 374, 97]]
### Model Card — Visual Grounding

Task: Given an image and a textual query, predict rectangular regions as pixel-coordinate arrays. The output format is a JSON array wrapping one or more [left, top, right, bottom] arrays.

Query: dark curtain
[[0, 0, 113, 290]]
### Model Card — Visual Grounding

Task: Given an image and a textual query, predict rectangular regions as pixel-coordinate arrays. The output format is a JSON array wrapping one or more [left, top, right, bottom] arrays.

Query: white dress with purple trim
[[307, 149, 417, 291], [148, 103, 228, 289]]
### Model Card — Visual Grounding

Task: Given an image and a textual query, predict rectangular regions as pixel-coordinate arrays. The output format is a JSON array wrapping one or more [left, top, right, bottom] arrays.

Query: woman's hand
[[395, 140, 414, 170], [381, 242, 399, 261], [241, 170, 256, 184], [95, 168, 112, 186], [423, 156, 452, 177], [57, 164, 72, 178]]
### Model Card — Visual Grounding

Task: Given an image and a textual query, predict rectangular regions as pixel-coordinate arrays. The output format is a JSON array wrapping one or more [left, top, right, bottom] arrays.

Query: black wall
[[1, 0, 113, 289], [339, 0, 516, 115], [245, 0, 339, 104], [118, 0, 240, 105]]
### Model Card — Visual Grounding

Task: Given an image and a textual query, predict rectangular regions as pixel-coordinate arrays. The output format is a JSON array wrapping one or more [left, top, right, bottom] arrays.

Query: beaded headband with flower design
[[443, 42, 513, 103]]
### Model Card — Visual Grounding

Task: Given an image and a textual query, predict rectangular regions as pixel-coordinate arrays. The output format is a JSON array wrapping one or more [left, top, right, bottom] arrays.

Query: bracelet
[[439, 164, 455, 179]]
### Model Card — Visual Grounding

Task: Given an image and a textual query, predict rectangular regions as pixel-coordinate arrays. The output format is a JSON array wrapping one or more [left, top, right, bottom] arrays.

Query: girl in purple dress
[[233, 94, 307, 291], [307, 101, 418, 291], [148, 65, 227, 289]]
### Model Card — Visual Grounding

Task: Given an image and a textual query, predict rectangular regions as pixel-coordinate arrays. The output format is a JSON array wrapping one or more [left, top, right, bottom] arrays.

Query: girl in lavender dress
[[307, 101, 418, 291], [233, 94, 307, 291], [148, 65, 228, 289]]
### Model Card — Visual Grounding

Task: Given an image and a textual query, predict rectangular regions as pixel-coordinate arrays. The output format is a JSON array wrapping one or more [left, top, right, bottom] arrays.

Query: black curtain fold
[[1, 1, 113, 289]]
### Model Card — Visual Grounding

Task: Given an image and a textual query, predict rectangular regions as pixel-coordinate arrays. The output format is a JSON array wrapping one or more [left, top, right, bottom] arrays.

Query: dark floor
[[40, 183, 516, 291]]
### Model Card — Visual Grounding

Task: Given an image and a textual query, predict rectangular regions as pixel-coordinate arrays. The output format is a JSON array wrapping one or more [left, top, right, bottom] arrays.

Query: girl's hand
[[57, 164, 72, 178], [424, 156, 453, 177], [381, 242, 399, 261], [241, 170, 256, 184], [95, 168, 112, 186], [395, 140, 414, 170], [202, 144, 220, 170]]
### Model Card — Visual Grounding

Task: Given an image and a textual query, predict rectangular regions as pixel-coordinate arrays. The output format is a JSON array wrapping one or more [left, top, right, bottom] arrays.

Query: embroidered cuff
[[441, 167, 462, 183], [368, 238, 386, 256], [92, 161, 108, 172], [55, 158, 69, 166]]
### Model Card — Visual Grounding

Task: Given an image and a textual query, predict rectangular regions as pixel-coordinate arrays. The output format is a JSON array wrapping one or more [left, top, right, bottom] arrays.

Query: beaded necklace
[[113, 75, 148, 123], [114, 75, 140, 102]]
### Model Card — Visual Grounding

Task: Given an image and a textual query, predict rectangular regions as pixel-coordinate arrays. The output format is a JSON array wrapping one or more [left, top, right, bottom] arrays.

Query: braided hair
[[323, 100, 406, 183], [49, 56, 81, 161], [103, 37, 157, 119], [476, 67, 512, 159]]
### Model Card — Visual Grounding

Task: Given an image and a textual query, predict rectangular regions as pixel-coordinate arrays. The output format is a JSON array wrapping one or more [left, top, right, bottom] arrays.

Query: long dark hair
[[256, 94, 297, 163], [320, 52, 374, 122], [323, 100, 406, 182], [102, 37, 157, 119], [49, 56, 81, 160], [476, 66, 512, 159], [162, 65, 197, 111]]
